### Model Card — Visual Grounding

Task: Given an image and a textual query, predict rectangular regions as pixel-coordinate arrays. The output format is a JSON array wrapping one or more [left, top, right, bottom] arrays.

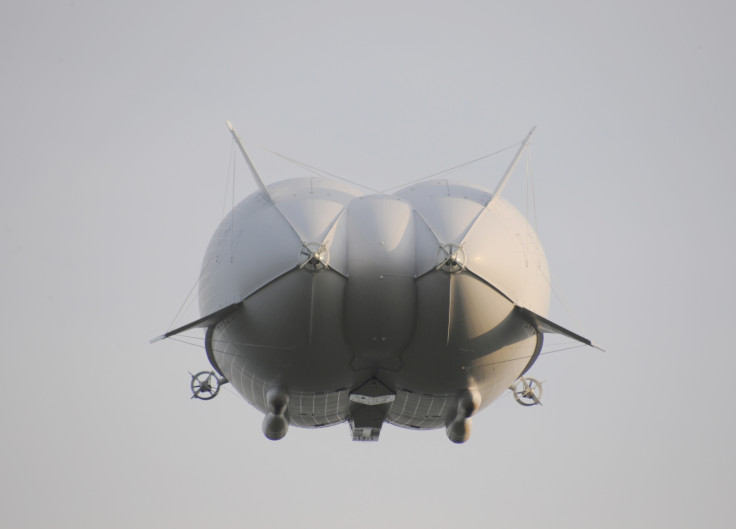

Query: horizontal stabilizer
[[515, 306, 604, 351], [150, 303, 242, 343]]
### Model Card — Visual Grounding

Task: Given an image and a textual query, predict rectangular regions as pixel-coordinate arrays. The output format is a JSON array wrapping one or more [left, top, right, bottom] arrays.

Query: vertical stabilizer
[[226, 121, 273, 204], [488, 126, 536, 205]]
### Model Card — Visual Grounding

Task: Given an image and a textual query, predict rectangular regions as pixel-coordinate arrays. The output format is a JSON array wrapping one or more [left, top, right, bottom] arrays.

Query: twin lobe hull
[[198, 177, 551, 440]]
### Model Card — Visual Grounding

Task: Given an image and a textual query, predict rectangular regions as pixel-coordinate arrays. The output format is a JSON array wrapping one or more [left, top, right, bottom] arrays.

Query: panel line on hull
[[413, 209, 443, 248], [446, 273, 454, 346], [413, 395, 434, 428], [388, 391, 455, 429], [309, 275, 315, 345]]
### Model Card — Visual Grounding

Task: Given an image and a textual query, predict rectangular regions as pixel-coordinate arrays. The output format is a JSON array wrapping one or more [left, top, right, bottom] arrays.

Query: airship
[[153, 123, 600, 443]]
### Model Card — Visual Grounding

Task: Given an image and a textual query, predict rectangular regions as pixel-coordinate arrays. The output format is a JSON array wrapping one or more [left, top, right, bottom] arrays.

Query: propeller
[[511, 376, 544, 406], [189, 371, 225, 400]]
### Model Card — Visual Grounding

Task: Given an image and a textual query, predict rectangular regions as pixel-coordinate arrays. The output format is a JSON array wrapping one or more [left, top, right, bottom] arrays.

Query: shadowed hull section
[[208, 270, 541, 431], [211, 338, 538, 431]]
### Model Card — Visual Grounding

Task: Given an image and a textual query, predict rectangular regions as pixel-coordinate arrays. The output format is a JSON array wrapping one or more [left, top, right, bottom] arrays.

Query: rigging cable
[[166, 141, 237, 332], [380, 140, 520, 194], [259, 146, 380, 193]]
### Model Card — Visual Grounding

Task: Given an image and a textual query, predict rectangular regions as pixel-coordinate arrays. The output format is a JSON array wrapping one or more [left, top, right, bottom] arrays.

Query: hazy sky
[[2, 1, 734, 527]]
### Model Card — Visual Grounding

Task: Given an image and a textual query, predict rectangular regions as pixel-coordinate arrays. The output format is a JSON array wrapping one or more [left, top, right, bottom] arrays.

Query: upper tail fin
[[226, 121, 273, 204]]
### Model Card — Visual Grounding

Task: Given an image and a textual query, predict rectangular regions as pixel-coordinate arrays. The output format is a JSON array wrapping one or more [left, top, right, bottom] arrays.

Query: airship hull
[[198, 177, 550, 435]]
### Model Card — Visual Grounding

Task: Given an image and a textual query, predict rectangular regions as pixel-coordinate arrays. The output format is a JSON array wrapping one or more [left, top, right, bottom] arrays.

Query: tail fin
[[515, 305, 604, 351]]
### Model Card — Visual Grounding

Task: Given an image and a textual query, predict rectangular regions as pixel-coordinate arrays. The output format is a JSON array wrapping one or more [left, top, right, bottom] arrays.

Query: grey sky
[[2, 1, 734, 527]]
